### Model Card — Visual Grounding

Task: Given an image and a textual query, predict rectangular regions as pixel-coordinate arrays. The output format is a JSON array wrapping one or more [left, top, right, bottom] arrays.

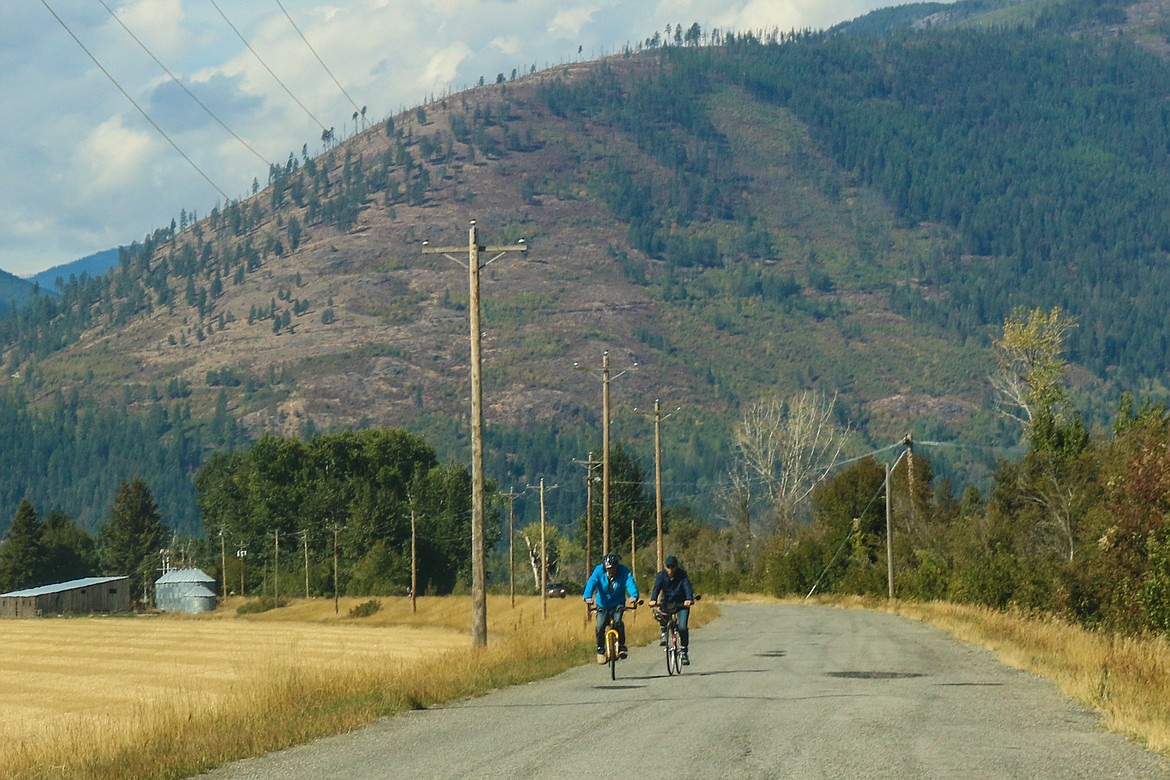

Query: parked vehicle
[[545, 582, 567, 598]]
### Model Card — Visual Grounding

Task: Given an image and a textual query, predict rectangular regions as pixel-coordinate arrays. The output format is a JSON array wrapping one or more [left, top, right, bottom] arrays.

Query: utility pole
[[501, 487, 523, 608], [219, 527, 227, 599], [236, 547, 247, 597], [527, 479, 558, 619], [886, 461, 894, 600], [638, 400, 680, 572], [331, 523, 341, 614], [411, 510, 418, 614], [539, 479, 549, 619], [573, 451, 601, 577], [302, 530, 310, 599], [424, 221, 527, 648], [273, 529, 280, 607], [574, 352, 635, 557]]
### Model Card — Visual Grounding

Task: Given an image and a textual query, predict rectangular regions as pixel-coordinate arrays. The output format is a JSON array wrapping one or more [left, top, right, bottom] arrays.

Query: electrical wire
[[97, 0, 273, 169], [273, 0, 363, 119], [207, 0, 329, 132], [39, 0, 230, 201]]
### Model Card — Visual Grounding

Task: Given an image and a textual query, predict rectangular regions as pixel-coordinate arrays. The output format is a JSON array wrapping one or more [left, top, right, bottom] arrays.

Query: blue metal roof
[[0, 576, 128, 598]]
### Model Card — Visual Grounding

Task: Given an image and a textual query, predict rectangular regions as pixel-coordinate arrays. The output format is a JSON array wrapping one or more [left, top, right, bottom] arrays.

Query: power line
[[273, 0, 364, 120], [97, 0, 273, 169], [207, 0, 329, 132], [39, 0, 230, 201]]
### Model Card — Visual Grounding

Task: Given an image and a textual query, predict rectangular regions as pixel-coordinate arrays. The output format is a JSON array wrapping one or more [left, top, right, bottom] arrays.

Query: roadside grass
[[0, 595, 716, 780], [820, 596, 1170, 758]]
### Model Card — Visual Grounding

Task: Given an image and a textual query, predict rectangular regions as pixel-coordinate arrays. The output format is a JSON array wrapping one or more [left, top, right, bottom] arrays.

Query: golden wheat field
[[0, 599, 464, 744], [0, 594, 670, 780]]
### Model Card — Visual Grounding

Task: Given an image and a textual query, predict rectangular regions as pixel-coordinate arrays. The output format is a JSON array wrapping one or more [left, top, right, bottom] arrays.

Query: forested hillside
[[4, 0, 1170, 553]]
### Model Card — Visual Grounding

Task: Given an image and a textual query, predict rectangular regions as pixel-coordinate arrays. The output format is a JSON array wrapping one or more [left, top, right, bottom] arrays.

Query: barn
[[154, 568, 218, 614], [0, 576, 131, 618]]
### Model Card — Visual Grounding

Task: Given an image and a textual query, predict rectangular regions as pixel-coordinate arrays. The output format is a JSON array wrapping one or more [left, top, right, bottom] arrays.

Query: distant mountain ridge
[[0, 268, 50, 318], [28, 248, 121, 290], [5, 0, 1170, 531]]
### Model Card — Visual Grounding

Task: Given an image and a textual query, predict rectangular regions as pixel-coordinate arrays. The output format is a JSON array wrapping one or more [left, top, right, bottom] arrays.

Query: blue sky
[[2, 1, 913, 277]]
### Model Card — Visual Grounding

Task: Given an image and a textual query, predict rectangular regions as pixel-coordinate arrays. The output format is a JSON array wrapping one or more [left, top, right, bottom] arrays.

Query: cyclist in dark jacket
[[649, 555, 694, 664]]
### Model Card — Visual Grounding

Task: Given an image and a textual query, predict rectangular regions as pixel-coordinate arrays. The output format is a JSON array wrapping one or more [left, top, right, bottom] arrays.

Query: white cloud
[[549, 6, 598, 38], [75, 117, 160, 197], [421, 42, 475, 90], [0, 0, 909, 275]]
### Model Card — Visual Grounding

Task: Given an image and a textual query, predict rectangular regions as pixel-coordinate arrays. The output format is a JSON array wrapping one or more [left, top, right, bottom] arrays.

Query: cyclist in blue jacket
[[649, 555, 694, 664], [583, 552, 639, 664]]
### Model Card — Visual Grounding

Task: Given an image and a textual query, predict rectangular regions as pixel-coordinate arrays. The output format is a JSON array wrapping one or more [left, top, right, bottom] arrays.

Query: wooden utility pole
[[526, 478, 559, 618], [236, 547, 246, 597], [302, 530, 310, 599], [602, 352, 611, 555], [331, 524, 340, 614], [424, 222, 527, 648], [573, 451, 601, 577], [273, 529, 280, 607], [501, 487, 523, 608], [219, 528, 227, 599], [539, 479, 548, 619], [411, 510, 418, 613], [574, 352, 635, 557], [886, 461, 894, 600], [654, 401, 664, 571]]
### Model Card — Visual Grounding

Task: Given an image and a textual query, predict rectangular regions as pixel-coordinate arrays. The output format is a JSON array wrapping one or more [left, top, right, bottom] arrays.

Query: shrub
[[348, 599, 382, 618]]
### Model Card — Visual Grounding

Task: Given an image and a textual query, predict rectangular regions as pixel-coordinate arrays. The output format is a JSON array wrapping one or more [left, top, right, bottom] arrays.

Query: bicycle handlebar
[[586, 598, 643, 614]]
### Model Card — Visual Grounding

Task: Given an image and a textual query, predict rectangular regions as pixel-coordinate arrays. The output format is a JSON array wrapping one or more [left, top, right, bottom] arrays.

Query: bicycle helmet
[[602, 552, 620, 571]]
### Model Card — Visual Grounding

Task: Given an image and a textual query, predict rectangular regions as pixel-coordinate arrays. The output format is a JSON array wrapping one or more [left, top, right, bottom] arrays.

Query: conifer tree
[[99, 478, 167, 603], [0, 499, 48, 591]]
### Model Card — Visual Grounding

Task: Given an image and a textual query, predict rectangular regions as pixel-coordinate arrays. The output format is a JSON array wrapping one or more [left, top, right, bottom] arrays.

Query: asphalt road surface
[[195, 604, 1170, 779]]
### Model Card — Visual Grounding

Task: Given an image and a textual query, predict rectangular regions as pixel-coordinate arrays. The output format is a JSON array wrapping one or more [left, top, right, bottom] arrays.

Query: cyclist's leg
[[594, 608, 608, 652], [677, 607, 690, 649], [614, 605, 628, 654]]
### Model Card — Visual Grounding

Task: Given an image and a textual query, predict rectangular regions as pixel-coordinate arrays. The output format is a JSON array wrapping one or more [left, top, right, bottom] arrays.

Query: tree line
[[0, 477, 166, 601]]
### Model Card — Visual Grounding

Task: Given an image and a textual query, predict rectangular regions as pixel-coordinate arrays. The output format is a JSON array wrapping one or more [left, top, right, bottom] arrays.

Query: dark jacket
[[650, 567, 694, 606]]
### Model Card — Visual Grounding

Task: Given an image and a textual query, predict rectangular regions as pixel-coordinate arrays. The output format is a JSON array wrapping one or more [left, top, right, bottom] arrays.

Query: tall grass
[[829, 596, 1170, 757], [0, 596, 694, 780]]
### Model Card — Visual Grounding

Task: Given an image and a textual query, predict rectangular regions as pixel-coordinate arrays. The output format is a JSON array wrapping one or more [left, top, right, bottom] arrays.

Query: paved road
[[195, 604, 1170, 779]]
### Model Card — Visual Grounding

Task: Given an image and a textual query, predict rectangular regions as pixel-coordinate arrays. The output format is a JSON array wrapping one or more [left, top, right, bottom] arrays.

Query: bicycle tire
[[607, 629, 618, 681], [665, 625, 677, 676]]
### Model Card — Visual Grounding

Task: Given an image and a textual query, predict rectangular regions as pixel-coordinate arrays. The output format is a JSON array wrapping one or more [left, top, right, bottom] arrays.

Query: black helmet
[[602, 552, 620, 570], [664, 555, 679, 568]]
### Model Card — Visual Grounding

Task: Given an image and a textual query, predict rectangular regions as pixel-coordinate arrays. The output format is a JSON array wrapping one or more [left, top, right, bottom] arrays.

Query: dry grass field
[[0, 594, 685, 780]]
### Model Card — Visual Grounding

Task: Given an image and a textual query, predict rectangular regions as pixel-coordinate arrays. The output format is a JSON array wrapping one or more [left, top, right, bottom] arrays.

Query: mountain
[[27, 248, 122, 292], [0, 268, 52, 318], [5, 0, 1170, 533]]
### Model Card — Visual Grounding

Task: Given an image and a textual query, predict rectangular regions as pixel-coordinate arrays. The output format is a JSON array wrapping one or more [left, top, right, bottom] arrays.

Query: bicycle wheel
[[665, 626, 677, 676], [671, 627, 682, 675], [607, 630, 618, 681]]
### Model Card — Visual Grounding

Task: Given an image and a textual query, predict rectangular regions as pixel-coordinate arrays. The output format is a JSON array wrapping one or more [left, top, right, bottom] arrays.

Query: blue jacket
[[651, 567, 694, 606], [583, 563, 638, 609]]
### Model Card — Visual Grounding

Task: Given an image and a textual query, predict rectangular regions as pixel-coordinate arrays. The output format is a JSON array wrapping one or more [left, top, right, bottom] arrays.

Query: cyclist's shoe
[[596, 647, 606, 664], [659, 631, 667, 646], [619, 646, 628, 659], [681, 650, 690, 665]]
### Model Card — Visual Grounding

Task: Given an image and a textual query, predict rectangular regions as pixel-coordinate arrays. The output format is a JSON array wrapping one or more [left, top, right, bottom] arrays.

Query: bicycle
[[589, 600, 641, 680], [654, 594, 700, 676]]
